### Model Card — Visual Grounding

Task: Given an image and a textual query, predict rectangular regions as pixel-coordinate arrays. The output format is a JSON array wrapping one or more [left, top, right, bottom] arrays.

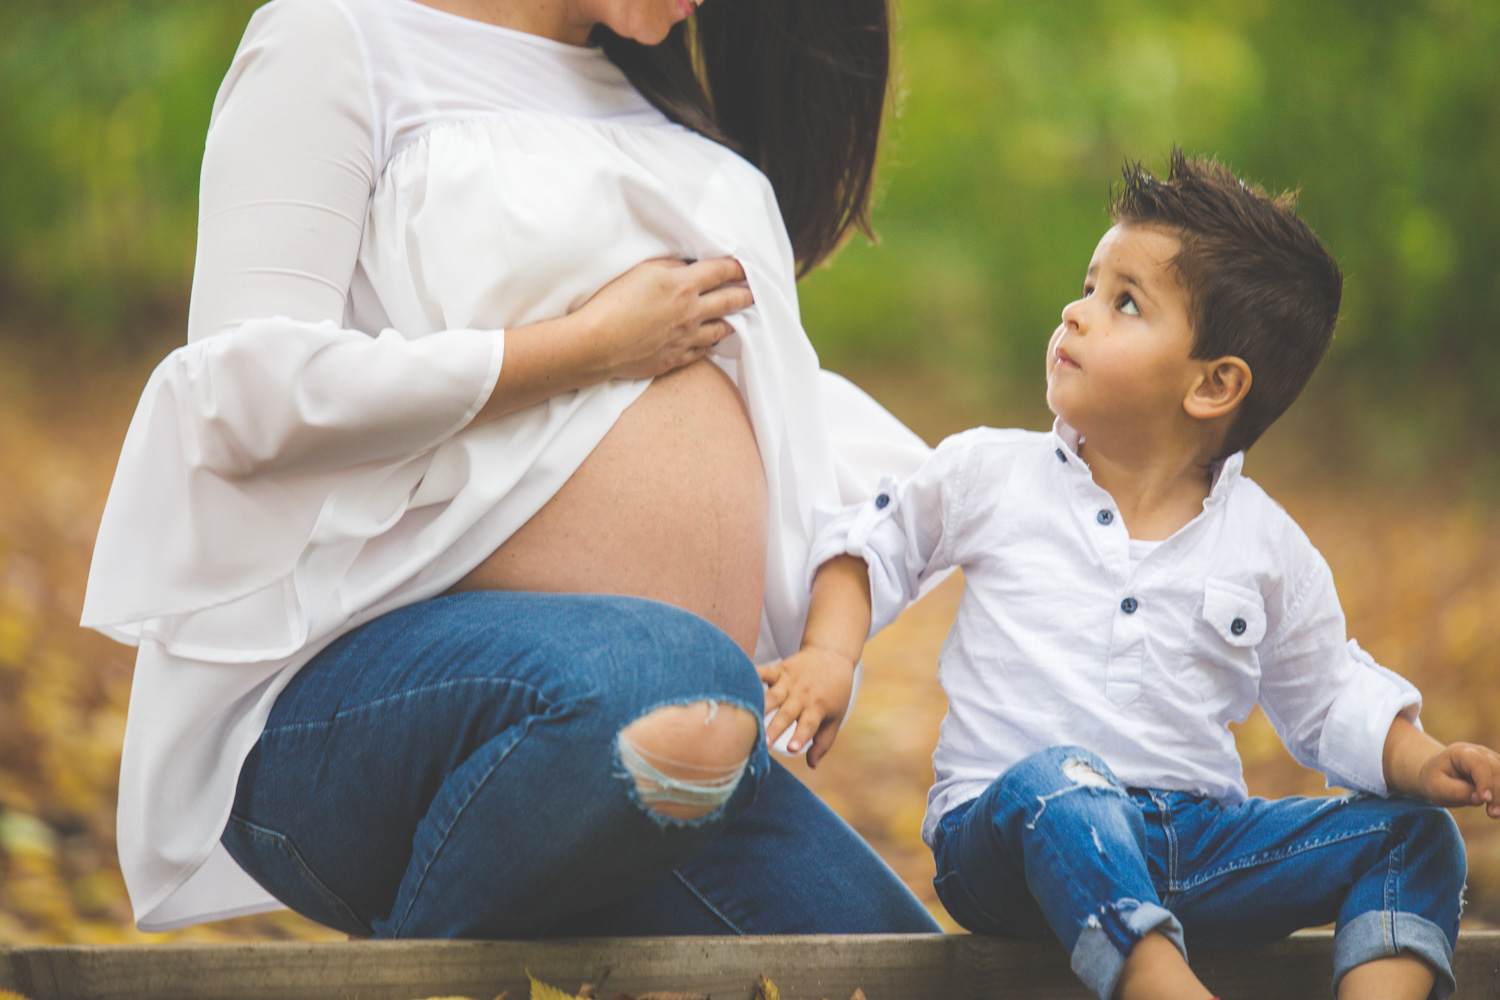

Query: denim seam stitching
[[1154, 791, 1181, 891], [386, 712, 548, 935], [934, 864, 1005, 930], [941, 784, 1028, 930], [1013, 774, 1140, 940], [389, 692, 763, 935], [1387, 830, 1404, 926], [668, 870, 745, 935], [1172, 821, 1395, 893], [226, 813, 372, 935], [261, 676, 554, 736]]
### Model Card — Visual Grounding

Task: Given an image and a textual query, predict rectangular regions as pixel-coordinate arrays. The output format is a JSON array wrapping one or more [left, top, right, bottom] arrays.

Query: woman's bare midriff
[[446, 359, 768, 655]]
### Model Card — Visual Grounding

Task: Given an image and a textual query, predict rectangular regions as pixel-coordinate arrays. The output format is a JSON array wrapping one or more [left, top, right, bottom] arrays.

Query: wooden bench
[[2, 931, 1496, 999]]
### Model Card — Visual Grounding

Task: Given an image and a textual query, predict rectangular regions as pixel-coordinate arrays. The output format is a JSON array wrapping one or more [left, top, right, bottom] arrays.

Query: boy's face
[[1046, 224, 1201, 439]]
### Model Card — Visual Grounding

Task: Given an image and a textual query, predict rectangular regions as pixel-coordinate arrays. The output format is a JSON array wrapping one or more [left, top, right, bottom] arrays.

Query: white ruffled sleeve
[[81, 0, 503, 645]]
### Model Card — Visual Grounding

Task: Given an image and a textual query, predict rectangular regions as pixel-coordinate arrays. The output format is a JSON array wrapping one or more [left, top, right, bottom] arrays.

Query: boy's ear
[[1184, 357, 1251, 421]]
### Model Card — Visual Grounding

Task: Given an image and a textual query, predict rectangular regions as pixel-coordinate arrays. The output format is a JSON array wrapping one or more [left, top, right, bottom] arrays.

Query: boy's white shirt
[[808, 421, 1422, 847]]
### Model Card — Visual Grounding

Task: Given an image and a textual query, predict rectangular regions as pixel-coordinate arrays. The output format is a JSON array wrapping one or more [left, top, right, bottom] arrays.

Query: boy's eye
[[1082, 283, 1095, 298], [1117, 293, 1140, 316]]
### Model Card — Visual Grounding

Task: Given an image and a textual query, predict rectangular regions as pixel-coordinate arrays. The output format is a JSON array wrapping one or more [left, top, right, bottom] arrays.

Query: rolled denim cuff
[[1334, 910, 1455, 1000], [1071, 899, 1185, 1000]]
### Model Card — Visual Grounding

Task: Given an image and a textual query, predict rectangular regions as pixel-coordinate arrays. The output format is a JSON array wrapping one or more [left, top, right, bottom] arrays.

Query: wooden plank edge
[[1, 930, 1495, 1000]]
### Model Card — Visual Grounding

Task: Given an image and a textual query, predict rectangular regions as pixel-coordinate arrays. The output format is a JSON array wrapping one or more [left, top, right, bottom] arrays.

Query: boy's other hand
[[758, 648, 856, 768], [1416, 742, 1500, 818]]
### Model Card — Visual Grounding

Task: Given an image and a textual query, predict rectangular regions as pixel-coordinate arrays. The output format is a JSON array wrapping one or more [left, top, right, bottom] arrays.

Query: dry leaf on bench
[[530, 974, 585, 1000]]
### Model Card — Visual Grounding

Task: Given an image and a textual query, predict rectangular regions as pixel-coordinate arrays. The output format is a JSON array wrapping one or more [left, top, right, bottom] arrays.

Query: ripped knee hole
[[1062, 758, 1116, 790], [617, 700, 756, 818]]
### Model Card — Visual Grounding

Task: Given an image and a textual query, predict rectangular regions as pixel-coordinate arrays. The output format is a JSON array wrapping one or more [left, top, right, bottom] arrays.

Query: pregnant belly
[[446, 359, 768, 655]]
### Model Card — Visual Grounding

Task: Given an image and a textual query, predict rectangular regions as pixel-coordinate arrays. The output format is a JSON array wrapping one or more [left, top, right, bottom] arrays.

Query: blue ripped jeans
[[932, 747, 1464, 1000], [221, 591, 938, 938]]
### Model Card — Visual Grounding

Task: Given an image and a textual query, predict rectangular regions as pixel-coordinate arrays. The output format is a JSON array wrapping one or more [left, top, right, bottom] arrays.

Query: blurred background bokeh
[[1, 0, 1496, 942]]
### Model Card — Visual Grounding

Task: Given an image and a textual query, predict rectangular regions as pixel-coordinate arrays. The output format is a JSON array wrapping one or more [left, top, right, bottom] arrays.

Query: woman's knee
[[618, 700, 761, 821], [579, 595, 762, 702]]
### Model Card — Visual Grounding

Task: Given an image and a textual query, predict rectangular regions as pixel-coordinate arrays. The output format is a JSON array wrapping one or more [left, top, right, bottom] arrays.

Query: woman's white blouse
[[82, 0, 931, 930]]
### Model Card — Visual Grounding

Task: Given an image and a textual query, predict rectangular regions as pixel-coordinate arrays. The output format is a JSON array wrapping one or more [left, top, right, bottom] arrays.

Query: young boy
[[761, 151, 1499, 1000]]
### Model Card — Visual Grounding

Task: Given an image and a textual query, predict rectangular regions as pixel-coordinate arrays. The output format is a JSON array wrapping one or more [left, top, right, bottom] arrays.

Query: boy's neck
[[1075, 431, 1222, 542]]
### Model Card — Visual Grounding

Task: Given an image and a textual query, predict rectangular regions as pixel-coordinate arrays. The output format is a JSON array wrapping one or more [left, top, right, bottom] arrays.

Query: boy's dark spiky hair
[[1110, 148, 1342, 458]]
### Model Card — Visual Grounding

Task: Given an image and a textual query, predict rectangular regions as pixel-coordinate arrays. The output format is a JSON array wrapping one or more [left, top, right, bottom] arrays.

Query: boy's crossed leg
[[932, 746, 1464, 1000]]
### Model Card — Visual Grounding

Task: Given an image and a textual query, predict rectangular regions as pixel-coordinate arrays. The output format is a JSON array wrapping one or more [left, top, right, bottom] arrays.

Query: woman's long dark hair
[[593, 0, 890, 277]]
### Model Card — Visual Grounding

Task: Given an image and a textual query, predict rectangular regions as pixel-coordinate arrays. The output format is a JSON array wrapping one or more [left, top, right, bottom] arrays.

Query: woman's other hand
[[758, 648, 856, 768], [577, 257, 753, 380], [476, 256, 752, 423]]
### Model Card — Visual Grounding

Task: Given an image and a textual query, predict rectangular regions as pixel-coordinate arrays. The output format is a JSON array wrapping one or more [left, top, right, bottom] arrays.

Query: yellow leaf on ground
[[530, 974, 584, 1000], [750, 974, 780, 1000]]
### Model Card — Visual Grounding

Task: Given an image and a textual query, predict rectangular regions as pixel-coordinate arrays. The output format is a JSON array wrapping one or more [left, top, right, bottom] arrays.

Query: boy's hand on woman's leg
[[757, 648, 855, 767]]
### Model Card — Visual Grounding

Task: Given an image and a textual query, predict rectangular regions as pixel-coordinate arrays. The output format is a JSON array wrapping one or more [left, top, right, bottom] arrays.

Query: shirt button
[[1120, 597, 1139, 614], [874, 493, 890, 509], [1055, 448, 1066, 463], [1231, 617, 1247, 636], [1096, 510, 1113, 525]]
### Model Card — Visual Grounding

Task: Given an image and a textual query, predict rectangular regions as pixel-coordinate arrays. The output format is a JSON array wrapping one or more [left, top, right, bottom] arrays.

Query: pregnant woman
[[82, 0, 940, 937]]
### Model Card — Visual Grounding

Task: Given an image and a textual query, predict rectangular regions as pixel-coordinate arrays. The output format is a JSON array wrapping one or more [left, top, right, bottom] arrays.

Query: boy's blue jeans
[[933, 746, 1464, 1000], [221, 590, 939, 938]]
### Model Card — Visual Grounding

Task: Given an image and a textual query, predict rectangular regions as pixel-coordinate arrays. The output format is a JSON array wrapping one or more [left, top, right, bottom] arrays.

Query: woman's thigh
[[550, 760, 943, 935], [222, 590, 768, 936]]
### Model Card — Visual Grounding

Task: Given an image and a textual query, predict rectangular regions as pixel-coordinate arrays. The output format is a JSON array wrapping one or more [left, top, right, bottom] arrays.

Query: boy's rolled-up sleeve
[[1316, 640, 1422, 796], [806, 431, 977, 637], [1259, 544, 1422, 797]]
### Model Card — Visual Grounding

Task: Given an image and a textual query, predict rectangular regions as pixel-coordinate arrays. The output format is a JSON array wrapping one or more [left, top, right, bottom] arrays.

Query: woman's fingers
[[696, 317, 736, 346], [684, 255, 747, 291], [696, 283, 754, 323]]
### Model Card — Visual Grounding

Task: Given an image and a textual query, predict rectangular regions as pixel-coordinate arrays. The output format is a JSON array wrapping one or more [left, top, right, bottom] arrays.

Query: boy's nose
[[1060, 297, 1087, 329]]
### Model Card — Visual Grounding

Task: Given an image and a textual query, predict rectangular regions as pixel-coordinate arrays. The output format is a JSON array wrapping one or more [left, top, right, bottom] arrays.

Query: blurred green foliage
[[3, 0, 1499, 453], [800, 0, 1500, 459], [0, 1, 259, 333]]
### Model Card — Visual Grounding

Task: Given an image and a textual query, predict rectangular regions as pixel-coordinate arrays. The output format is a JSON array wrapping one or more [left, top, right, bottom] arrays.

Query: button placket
[[1106, 598, 1146, 707]]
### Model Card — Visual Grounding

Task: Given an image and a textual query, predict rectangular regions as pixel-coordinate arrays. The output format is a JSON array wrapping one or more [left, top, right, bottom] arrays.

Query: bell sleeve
[[81, 0, 503, 646]]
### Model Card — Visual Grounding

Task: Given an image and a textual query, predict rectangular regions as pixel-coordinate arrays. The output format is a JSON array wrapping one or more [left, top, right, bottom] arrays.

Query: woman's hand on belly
[[474, 257, 753, 424]]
